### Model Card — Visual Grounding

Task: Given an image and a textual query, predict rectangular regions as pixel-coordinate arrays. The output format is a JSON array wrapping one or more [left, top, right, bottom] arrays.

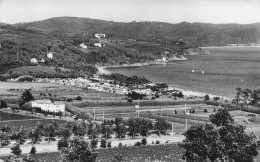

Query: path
[[0, 134, 184, 156]]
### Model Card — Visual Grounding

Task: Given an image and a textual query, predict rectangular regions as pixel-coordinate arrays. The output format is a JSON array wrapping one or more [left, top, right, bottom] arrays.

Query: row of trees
[[234, 88, 260, 108], [101, 73, 150, 87], [0, 116, 170, 148]]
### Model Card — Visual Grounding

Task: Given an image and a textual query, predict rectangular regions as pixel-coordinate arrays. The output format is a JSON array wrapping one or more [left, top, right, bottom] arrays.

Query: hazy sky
[[0, 0, 260, 24]]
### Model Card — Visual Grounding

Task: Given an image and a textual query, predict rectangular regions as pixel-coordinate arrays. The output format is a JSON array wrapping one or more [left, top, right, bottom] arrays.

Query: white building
[[95, 33, 106, 39], [94, 43, 102, 47], [30, 58, 38, 64], [31, 100, 65, 113], [80, 43, 88, 49], [47, 52, 53, 59]]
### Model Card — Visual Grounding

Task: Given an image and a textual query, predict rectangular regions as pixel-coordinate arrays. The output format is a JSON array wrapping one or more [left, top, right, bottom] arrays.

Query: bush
[[90, 139, 98, 149], [57, 139, 68, 150], [155, 140, 160, 144], [107, 141, 112, 148], [118, 142, 123, 148], [134, 141, 142, 146], [100, 139, 107, 148], [190, 109, 195, 113], [141, 138, 147, 145], [30, 146, 37, 154], [0, 100, 7, 108], [75, 96, 82, 101], [203, 109, 208, 113], [11, 144, 22, 155], [152, 141, 154, 144], [127, 98, 133, 103]]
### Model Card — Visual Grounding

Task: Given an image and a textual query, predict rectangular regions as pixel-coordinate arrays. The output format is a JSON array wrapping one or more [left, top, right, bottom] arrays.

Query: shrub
[[203, 109, 208, 113], [107, 141, 112, 148], [152, 141, 154, 144], [0, 100, 8, 108], [155, 140, 160, 144], [127, 98, 133, 103], [11, 144, 22, 155], [30, 146, 37, 154], [91, 139, 98, 149], [134, 141, 142, 146], [118, 142, 123, 148], [141, 138, 147, 145], [100, 139, 107, 148], [58, 139, 68, 150], [75, 96, 82, 101]]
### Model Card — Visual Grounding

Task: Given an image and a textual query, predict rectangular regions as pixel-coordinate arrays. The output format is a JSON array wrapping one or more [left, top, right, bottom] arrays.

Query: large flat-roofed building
[[95, 33, 106, 39], [31, 100, 65, 113]]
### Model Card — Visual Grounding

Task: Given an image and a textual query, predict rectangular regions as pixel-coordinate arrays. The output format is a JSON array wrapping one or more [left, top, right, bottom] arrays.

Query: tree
[[30, 146, 37, 154], [154, 117, 170, 136], [60, 136, 97, 162], [10, 126, 28, 145], [44, 122, 58, 143], [11, 143, 22, 155], [235, 87, 242, 109], [204, 95, 210, 102], [100, 138, 107, 148], [127, 117, 138, 137], [0, 130, 11, 147], [0, 100, 7, 108], [209, 108, 234, 126], [28, 126, 43, 146], [58, 138, 69, 151], [59, 124, 72, 140], [100, 124, 113, 139], [72, 121, 88, 137], [114, 117, 127, 139], [88, 122, 100, 140], [179, 108, 259, 162], [21, 89, 34, 102], [75, 96, 82, 101]]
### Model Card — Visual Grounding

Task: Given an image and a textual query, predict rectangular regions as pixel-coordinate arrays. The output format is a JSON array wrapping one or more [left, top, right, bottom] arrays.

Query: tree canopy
[[179, 108, 260, 162]]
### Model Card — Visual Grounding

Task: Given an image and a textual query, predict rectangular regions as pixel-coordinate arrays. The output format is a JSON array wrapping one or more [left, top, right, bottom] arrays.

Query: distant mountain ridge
[[16, 17, 260, 46]]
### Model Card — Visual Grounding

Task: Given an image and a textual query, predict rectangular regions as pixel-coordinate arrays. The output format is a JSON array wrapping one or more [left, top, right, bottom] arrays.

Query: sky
[[0, 0, 260, 24]]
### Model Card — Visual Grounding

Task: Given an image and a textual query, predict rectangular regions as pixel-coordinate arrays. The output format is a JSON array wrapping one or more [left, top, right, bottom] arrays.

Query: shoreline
[[200, 46, 260, 48], [97, 65, 232, 101]]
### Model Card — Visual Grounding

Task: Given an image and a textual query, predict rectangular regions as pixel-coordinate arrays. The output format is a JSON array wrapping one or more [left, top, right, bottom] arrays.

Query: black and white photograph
[[0, 0, 260, 161]]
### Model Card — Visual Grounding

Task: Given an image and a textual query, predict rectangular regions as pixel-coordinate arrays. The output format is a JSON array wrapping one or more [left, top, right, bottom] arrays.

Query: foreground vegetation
[[1, 143, 184, 162]]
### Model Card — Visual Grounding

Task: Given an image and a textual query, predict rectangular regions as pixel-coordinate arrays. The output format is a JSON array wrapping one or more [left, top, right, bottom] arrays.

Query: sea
[[107, 47, 260, 98]]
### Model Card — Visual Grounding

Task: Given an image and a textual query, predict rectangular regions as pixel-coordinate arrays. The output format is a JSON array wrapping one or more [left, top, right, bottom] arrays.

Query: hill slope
[[18, 17, 260, 46]]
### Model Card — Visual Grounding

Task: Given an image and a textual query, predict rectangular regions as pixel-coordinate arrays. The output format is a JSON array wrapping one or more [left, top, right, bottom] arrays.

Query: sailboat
[[192, 69, 195, 73], [202, 70, 204, 75]]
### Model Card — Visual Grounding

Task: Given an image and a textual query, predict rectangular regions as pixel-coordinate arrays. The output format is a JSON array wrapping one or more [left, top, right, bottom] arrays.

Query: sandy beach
[[97, 66, 231, 101]]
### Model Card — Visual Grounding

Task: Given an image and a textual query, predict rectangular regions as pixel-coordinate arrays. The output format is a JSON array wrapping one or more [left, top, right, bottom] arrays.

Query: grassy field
[[0, 144, 184, 162], [0, 111, 39, 121]]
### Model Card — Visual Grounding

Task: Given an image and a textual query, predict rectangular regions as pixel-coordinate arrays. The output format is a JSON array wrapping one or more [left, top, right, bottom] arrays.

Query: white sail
[[192, 69, 195, 73], [202, 70, 204, 75]]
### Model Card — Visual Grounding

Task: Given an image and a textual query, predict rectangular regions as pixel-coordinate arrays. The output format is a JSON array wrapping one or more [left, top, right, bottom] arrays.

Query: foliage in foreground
[[179, 108, 260, 162], [60, 136, 97, 162]]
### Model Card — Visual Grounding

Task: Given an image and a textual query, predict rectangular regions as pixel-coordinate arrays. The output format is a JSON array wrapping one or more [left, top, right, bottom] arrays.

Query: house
[[31, 100, 65, 114], [94, 43, 102, 47], [30, 58, 38, 64], [80, 43, 87, 49], [95, 33, 106, 39], [47, 52, 53, 59]]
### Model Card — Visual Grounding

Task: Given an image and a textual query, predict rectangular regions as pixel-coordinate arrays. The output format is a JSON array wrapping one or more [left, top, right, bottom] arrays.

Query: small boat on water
[[202, 70, 204, 75], [192, 69, 195, 73]]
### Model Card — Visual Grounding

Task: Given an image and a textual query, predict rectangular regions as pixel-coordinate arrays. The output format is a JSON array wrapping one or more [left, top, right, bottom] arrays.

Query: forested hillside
[[18, 17, 260, 46], [0, 22, 193, 78], [1, 16, 259, 79]]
